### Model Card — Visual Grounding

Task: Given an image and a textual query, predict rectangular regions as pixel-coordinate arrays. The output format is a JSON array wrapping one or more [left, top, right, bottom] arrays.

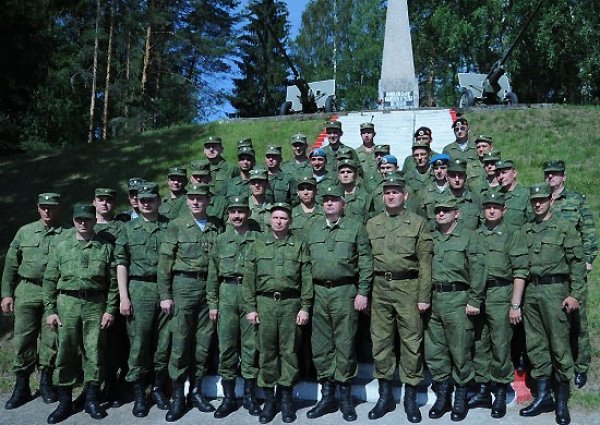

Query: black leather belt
[[433, 282, 468, 292], [257, 290, 300, 301], [486, 278, 512, 288], [22, 277, 43, 286], [375, 270, 419, 281], [530, 274, 569, 285], [222, 275, 243, 285], [313, 278, 357, 288], [174, 271, 207, 280], [130, 275, 157, 282], [59, 289, 105, 299]]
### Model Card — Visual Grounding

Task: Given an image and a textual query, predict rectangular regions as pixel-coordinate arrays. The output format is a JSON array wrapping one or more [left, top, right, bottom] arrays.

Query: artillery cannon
[[457, 0, 545, 107]]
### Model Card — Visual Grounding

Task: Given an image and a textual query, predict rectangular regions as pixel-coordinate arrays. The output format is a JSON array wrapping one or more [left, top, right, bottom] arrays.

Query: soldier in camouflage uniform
[[203, 136, 238, 196], [305, 185, 373, 422], [157, 184, 223, 421], [519, 183, 586, 425], [159, 167, 188, 220], [2, 193, 64, 410], [247, 169, 272, 231], [495, 160, 533, 227], [404, 141, 434, 196], [190, 160, 229, 222], [290, 176, 323, 238], [307, 148, 337, 196], [442, 117, 478, 167], [244, 203, 313, 424], [114, 182, 171, 417], [322, 121, 358, 174], [337, 159, 374, 222], [367, 155, 399, 213], [366, 175, 433, 423], [355, 122, 378, 182], [282, 133, 311, 177], [468, 191, 528, 418], [265, 145, 296, 205], [470, 151, 501, 197], [116, 177, 145, 222], [466, 135, 494, 189], [544, 160, 598, 389], [207, 195, 261, 418], [226, 146, 258, 198], [43, 204, 119, 423], [401, 126, 438, 175]]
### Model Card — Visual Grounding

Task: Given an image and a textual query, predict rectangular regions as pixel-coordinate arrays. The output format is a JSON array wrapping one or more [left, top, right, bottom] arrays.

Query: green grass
[[0, 106, 599, 406]]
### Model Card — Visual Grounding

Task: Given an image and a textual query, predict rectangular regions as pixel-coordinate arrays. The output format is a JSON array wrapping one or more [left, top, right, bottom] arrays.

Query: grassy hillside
[[1, 106, 599, 406]]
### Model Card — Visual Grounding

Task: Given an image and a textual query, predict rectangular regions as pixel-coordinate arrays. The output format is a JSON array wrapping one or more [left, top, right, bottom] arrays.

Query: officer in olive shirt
[[337, 158, 374, 222], [366, 175, 432, 423], [495, 160, 533, 227], [469, 191, 528, 419], [290, 176, 323, 238], [322, 121, 358, 174], [2, 193, 64, 409], [159, 167, 188, 220], [44, 204, 118, 423], [355, 122, 377, 181], [305, 185, 373, 422], [282, 133, 311, 177], [425, 196, 485, 422], [244, 203, 313, 424], [203, 136, 238, 196], [442, 117, 478, 166], [519, 183, 586, 425]]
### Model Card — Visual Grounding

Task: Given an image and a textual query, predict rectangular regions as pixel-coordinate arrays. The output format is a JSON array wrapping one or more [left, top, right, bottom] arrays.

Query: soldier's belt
[[313, 278, 358, 288], [221, 275, 243, 285], [374, 270, 419, 281], [173, 271, 208, 280], [257, 290, 300, 301], [59, 289, 105, 299], [129, 275, 157, 282], [486, 278, 512, 288], [530, 274, 569, 285], [21, 276, 43, 286], [433, 282, 468, 292]]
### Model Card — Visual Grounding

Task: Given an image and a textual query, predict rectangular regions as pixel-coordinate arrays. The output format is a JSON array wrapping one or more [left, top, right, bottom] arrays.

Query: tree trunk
[[102, 0, 116, 140], [141, 0, 154, 97], [88, 0, 101, 143]]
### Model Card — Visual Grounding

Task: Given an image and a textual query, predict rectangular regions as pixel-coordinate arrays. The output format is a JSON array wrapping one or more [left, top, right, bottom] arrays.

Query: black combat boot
[[189, 377, 215, 412], [131, 380, 149, 417], [574, 371, 587, 389], [306, 380, 337, 419], [259, 387, 276, 424], [243, 378, 261, 416], [84, 384, 107, 419], [368, 379, 395, 419], [519, 377, 554, 417], [554, 380, 571, 425], [280, 385, 296, 423], [151, 372, 170, 410], [428, 379, 452, 419], [338, 382, 357, 422], [165, 378, 187, 422], [47, 386, 73, 424], [214, 379, 237, 418], [451, 384, 468, 421], [468, 382, 492, 409], [490, 382, 508, 418], [40, 369, 58, 404], [5, 372, 32, 410], [404, 384, 422, 423]]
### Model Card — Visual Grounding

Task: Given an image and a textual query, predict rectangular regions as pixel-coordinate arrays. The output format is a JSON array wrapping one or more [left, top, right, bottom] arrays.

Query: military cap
[[297, 175, 317, 187], [269, 202, 292, 214], [360, 122, 375, 131], [434, 196, 458, 210], [237, 138, 253, 149], [265, 145, 282, 156], [95, 188, 116, 198], [227, 195, 249, 209], [414, 126, 432, 137], [337, 158, 358, 170], [530, 182, 552, 200], [128, 177, 145, 191], [190, 160, 211, 175], [447, 159, 467, 173], [336, 147, 355, 161], [382, 175, 406, 188], [291, 133, 308, 145], [203, 136, 223, 145], [495, 160, 515, 170], [378, 155, 398, 166], [187, 183, 211, 196], [543, 160, 566, 172], [38, 193, 61, 205], [168, 167, 187, 177], [137, 182, 159, 199], [238, 146, 256, 158], [429, 153, 451, 166], [325, 120, 342, 131], [73, 204, 96, 219], [482, 150, 501, 163], [309, 148, 327, 159], [475, 135, 493, 145], [452, 117, 469, 128], [373, 144, 391, 155], [321, 185, 345, 199], [481, 190, 505, 206], [248, 169, 268, 181], [412, 141, 432, 151]]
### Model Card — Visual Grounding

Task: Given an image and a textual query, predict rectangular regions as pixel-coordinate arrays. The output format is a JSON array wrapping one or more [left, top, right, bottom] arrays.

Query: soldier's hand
[[465, 304, 480, 315], [120, 298, 133, 316], [209, 309, 218, 321], [101, 313, 115, 329], [247, 311, 260, 325], [296, 310, 309, 326], [354, 294, 369, 312], [417, 302, 430, 313], [160, 299, 174, 315], [509, 306, 522, 325], [1, 297, 14, 314], [47, 314, 61, 329], [562, 296, 579, 313]]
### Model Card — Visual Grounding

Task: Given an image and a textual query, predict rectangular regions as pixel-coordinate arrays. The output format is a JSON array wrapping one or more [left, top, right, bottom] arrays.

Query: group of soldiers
[[1, 117, 596, 425]]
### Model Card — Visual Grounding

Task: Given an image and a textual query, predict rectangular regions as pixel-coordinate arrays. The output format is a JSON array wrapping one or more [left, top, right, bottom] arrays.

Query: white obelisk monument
[[378, 0, 419, 109]]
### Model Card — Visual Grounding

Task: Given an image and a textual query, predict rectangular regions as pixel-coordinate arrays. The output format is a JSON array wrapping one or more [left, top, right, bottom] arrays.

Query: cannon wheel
[[324, 95, 336, 113], [279, 101, 292, 116], [457, 88, 474, 108], [505, 91, 518, 105]]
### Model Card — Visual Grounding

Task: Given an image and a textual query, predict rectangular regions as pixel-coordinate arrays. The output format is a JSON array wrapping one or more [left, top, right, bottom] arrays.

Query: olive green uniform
[[157, 214, 222, 381], [500, 184, 533, 226], [323, 143, 358, 174], [420, 187, 480, 231], [1, 220, 64, 375], [159, 195, 187, 220], [290, 205, 323, 239], [209, 159, 238, 196], [243, 232, 313, 388], [343, 186, 374, 223], [355, 146, 377, 182], [442, 140, 478, 167], [366, 209, 432, 385], [43, 231, 118, 386], [268, 170, 296, 205], [306, 217, 373, 383]]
